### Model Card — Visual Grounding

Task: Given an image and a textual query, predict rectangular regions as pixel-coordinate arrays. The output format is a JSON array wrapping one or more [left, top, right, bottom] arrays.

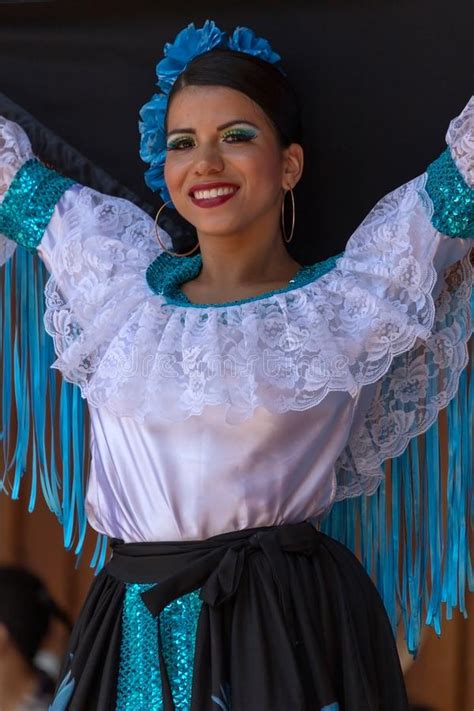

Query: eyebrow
[[166, 120, 259, 139]]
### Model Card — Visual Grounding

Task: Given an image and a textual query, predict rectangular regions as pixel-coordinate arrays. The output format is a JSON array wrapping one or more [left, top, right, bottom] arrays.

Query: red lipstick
[[189, 182, 240, 209]]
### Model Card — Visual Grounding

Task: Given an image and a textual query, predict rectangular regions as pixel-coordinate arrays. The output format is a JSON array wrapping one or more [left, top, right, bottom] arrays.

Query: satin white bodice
[[85, 391, 360, 542]]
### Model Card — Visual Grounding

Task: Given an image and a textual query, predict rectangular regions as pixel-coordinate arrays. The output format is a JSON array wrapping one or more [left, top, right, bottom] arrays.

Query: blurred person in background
[[0, 566, 71, 711]]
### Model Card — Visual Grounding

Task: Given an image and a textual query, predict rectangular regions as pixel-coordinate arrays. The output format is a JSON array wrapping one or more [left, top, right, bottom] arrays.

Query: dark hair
[[167, 49, 302, 147], [0, 566, 72, 665], [160, 48, 303, 252]]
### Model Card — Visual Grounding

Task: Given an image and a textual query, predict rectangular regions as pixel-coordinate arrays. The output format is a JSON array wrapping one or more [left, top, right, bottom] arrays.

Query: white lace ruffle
[[0, 117, 33, 265], [335, 250, 472, 499], [42, 166, 472, 432], [332, 95, 474, 498], [446, 95, 474, 186]]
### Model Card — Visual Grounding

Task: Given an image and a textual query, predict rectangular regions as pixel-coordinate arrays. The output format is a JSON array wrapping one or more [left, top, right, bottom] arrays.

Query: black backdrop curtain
[[0, 0, 472, 262]]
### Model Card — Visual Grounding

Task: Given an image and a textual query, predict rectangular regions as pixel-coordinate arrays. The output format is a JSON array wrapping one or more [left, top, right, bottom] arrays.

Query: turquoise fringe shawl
[[0, 246, 472, 654], [0, 248, 108, 574]]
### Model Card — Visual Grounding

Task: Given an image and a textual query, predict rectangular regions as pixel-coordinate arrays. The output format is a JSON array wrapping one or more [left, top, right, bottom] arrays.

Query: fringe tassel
[[0, 248, 106, 571], [322, 338, 473, 655], [1, 246, 472, 620]]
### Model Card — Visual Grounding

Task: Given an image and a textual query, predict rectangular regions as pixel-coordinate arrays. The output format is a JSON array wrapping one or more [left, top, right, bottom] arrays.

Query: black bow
[[140, 523, 319, 711]]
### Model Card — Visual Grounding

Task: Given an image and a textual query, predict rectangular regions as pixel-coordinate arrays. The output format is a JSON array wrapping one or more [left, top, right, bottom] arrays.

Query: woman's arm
[[420, 96, 474, 275], [0, 117, 160, 568], [324, 100, 473, 656], [0, 117, 75, 266], [428, 95, 474, 240], [325, 96, 473, 499]]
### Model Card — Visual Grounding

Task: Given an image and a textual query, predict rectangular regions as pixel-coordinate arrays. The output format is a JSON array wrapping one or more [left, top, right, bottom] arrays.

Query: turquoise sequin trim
[[146, 251, 342, 308], [425, 148, 474, 238], [116, 583, 203, 711], [0, 158, 74, 250]]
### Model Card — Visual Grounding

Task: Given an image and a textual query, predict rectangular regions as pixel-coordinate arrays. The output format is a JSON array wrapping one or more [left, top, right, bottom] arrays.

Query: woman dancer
[[0, 21, 472, 711]]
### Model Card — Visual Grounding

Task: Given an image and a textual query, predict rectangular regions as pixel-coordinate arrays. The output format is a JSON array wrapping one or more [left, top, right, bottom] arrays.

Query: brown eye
[[166, 137, 195, 151], [222, 130, 257, 143]]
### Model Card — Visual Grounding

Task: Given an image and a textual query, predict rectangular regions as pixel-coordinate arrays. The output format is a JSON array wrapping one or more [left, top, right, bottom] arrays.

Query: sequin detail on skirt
[[116, 583, 203, 711], [425, 147, 474, 238], [161, 590, 204, 709], [0, 158, 74, 250]]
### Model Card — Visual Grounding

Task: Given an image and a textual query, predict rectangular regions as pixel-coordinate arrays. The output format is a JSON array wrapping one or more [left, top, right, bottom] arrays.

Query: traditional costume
[[0, 21, 472, 711]]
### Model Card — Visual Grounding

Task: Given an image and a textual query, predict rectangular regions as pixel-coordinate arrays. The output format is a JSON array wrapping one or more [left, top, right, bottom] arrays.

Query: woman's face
[[164, 85, 297, 239]]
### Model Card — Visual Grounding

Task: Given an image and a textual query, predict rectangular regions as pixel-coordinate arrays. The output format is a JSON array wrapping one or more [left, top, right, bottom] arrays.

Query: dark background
[[0, 0, 472, 262]]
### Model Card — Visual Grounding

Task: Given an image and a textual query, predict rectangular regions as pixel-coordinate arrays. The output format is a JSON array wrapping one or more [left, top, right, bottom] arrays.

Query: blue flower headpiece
[[138, 20, 282, 203]]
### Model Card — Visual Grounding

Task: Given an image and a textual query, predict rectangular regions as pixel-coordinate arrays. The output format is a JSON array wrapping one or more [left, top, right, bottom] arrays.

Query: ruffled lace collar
[[146, 251, 342, 308], [41, 172, 472, 427]]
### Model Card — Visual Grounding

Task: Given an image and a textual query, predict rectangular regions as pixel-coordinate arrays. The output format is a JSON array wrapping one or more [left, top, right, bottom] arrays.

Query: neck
[[196, 214, 300, 289], [0, 653, 37, 710]]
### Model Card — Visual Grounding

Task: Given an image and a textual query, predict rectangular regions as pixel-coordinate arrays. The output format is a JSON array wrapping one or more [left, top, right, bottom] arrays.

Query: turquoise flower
[[228, 26, 281, 65], [139, 93, 167, 164], [144, 160, 171, 202], [139, 93, 169, 199], [156, 20, 225, 93]]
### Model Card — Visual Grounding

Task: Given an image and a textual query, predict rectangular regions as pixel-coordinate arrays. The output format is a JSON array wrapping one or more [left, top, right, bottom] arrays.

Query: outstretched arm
[[324, 100, 473, 657], [0, 117, 75, 267], [426, 95, 474, 241]]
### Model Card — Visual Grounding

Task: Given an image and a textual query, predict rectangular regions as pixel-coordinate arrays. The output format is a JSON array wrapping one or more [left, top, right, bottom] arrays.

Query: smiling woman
[[150, 46, 305, 305], [0, 19, 472, 711], [163, 83, 304, 302]]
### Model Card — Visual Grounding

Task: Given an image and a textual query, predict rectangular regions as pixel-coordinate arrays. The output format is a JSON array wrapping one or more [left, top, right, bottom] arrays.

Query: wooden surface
[[405, 597, 474, 711]]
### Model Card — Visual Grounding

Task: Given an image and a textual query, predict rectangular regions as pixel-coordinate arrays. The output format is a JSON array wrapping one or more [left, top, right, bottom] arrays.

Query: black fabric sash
[[111, 522, 315, 627], [55, 521, 408, 710], [108, 523, 319, 710], [105, 522, 408, 711]]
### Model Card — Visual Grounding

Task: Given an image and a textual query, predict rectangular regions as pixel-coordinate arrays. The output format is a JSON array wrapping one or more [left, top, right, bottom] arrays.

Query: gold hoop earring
[[154, 200, 200, 257], [281, 188, 295, 244]]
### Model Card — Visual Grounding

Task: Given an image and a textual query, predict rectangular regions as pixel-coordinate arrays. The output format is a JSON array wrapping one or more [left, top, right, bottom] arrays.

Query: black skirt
[[52, 522, 408, 711]]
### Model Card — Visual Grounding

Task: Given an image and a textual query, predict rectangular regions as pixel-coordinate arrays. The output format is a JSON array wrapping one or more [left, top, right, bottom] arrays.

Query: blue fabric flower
[[139, 94, 170, 199], [157, 20, 225, 93], [138, 93, 167, 163], [144, 161, 171, 202], [228, 26, 281, 65]]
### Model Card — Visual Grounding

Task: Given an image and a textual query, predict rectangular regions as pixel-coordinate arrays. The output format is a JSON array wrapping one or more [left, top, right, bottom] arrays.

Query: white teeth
[[193, 186, 237, 200]]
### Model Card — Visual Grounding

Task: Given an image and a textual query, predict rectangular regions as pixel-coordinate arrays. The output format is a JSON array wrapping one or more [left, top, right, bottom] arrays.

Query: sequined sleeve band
[[0, 158, 75, 250], [424, 148, 474, 238]]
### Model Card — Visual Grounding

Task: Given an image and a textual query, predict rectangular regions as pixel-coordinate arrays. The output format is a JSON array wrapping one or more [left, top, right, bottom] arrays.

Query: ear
[[281, 143, 304, 190]]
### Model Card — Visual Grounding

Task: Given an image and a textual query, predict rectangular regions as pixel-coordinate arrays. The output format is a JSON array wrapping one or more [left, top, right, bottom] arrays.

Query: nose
[[193, 142, 225, 176]]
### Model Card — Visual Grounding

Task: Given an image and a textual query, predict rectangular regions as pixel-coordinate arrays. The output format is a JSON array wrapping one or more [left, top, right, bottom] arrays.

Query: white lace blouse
[[0, 99, 472, 542]]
